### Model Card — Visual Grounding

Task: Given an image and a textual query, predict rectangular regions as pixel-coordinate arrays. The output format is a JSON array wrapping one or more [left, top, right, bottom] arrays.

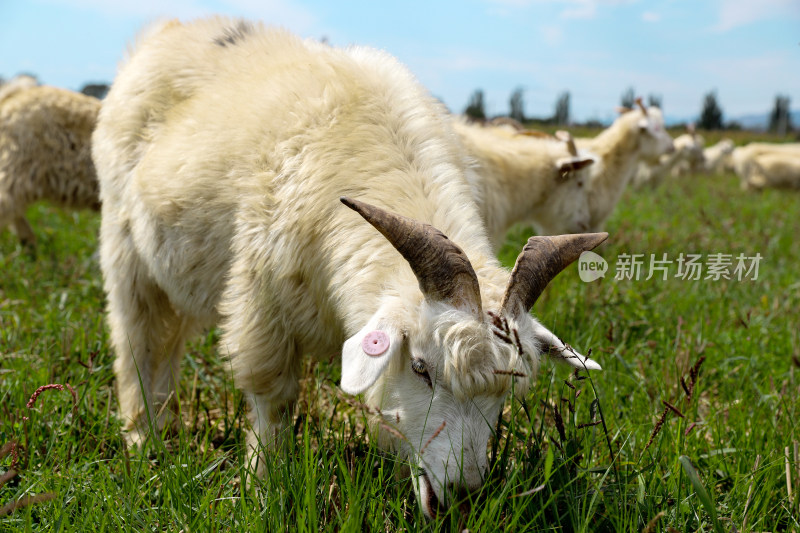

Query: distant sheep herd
[[1, 15, 798, 519]]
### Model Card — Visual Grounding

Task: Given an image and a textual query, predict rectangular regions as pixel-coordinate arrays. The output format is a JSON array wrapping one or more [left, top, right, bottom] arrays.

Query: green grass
[[1, 171, 799, 531]]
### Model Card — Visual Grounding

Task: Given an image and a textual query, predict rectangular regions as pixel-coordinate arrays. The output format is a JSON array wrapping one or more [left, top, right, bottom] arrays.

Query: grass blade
[[679, 455, 723, 533]]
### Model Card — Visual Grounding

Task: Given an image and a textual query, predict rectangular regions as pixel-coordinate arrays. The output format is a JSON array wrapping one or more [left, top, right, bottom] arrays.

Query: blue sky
[[1, 0, 798, 123]]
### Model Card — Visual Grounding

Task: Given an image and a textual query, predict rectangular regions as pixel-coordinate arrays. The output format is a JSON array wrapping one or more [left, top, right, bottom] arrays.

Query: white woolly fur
[[93, 16, 597, 518], [454, 119, 594, 247], [731, 142, 800, 190], [576, 106, 674, 230], [0, 80, 100, 246], [702, 138, 735, 175]]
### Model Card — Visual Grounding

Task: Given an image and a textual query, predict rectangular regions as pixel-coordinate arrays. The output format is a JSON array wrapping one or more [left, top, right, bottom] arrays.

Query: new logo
[[578, 251, 608, 282]]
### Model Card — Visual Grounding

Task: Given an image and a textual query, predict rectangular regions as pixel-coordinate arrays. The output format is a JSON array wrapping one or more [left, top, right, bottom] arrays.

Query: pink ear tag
[[362, 330, 390, 356]]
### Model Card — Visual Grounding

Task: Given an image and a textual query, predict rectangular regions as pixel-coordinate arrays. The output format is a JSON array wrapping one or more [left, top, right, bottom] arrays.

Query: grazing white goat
[[634, 129, 705, 187], [703, 138, 735, 175], [669, 129, 705, 177], [740, 151, 800, 190], [93, 17, 606, 518], [0, 83, 101, 247], [576, 99, 674, 230], [731, 143, 800, 190], [453, 119, 595, 247]]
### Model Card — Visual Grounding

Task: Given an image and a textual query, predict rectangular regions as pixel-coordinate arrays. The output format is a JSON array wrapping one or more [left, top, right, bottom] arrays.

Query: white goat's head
[[535, 130, 595, 235], [632, 98, 675, 162], [339, 197, 605, 518], [512, 129, 595, 235]]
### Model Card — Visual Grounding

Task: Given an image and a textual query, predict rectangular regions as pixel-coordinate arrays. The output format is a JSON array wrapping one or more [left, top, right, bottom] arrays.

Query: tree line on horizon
[[463, 85, 795, 134], [0, 72, 793, 135]]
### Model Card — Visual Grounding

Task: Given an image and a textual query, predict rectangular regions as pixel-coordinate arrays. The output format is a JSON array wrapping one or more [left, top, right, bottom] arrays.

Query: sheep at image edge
[[731, 142, 800, 190], [0, 79, 101, 247]]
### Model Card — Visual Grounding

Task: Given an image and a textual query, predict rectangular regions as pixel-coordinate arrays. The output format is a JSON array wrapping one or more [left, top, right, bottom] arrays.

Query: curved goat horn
[[341, 197, 482, 316], [635, 97, 648, 116], [501, 233, 608, 318]]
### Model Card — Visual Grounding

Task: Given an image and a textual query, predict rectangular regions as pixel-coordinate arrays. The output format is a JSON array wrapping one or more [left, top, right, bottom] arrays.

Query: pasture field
[[0, 167, 798, 531]]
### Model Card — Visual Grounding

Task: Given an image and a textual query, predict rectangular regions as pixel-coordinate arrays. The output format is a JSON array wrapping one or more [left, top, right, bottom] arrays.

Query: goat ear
[[557, 156, 594, 174], [533, 323, 601, 370], [341, 318, 404, 394]]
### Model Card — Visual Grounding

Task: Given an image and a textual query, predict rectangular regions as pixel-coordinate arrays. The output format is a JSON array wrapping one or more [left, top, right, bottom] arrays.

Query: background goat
[[0, 82, 100, 248]]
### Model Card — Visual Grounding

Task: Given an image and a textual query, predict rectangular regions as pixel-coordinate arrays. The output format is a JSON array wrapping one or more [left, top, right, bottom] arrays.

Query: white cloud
[[486, 0, 534, 6], [417, 49, 545, 74], [39, 0, 316, 32], [41, 0, 206, 18], [485, 0, 638, 19], [560, 0, 598, 19], [222, 0, 317, 31], [641, 11, 660, 22], [540, 25, 564, 46], [695, 52, 788, 83], [711, 0, 800, 32]]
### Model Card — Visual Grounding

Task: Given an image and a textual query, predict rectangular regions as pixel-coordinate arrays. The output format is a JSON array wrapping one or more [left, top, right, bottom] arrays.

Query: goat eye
[[411, 358, 432, 387]]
